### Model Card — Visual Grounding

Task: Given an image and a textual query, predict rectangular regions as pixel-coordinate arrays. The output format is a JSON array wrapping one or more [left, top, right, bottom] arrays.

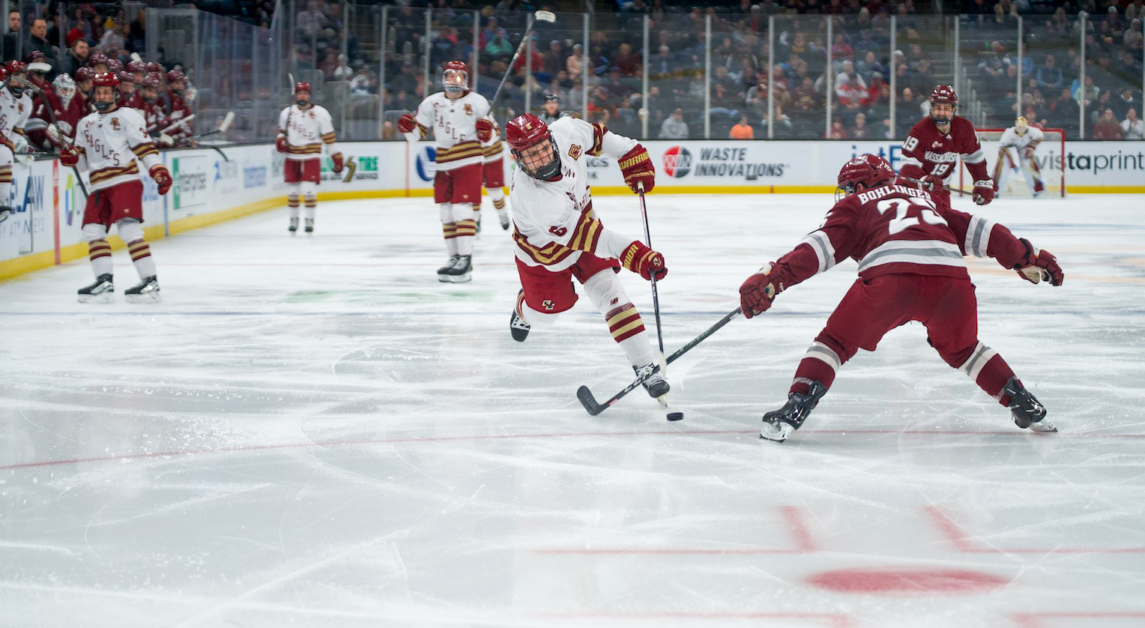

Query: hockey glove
[[1022, 147, 1036, 160], [1013, 238, 1063, 286], [619, 144, 655, 194], [59, 144, 80, 167], [918, 174, 946, 192], [397, 113, 417, 134], [739, 263, 786, 319], [275, 134, 288, 153], [973, 180, 995, 205], [331, 152, 344, 174], [12, 134, 28, 155], [475, 118, 494, 142], [621, 240, 667, 281], [151, 165, 173, 196]]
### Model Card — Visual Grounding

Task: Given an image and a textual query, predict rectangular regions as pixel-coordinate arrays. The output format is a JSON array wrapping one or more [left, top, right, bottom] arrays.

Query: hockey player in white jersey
[[0, 61, 33, 224], [473, 119, 510, 232], [398, 61, 493, 282], [276, 81, 344, 235], [61, 72, 173, 303], [504, 113, 670, 401], [993, 117, 1045, 197]]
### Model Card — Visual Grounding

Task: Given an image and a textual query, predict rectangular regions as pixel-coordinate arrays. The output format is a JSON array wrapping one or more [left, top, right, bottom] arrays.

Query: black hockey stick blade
[[576, 385, 606, 416]]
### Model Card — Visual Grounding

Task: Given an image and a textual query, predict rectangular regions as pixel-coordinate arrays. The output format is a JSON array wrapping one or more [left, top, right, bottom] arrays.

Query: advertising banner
[[172, 154, 211, 210]]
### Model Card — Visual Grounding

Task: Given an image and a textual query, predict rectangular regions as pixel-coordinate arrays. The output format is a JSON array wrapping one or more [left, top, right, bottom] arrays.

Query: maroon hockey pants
[[789, 274, 1017, 406]]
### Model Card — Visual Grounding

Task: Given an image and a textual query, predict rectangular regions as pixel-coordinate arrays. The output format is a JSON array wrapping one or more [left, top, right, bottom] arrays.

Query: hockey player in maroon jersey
[[117, 72, 142, 110], [162, 69, 193, 143], [739, 154, 1062, 442], [899, 85, 994, 206], [139, 73, 165, 132], [44, 74, 85, 148]]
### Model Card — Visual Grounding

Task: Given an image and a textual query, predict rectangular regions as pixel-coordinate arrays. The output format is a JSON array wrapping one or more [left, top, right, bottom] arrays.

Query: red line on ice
[[925, 506, 1145, 555]]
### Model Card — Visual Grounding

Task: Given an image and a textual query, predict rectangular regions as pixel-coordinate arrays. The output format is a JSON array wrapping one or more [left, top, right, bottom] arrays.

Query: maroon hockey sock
[[789, 338, 846, 396], [977, 353, 1017, 405]]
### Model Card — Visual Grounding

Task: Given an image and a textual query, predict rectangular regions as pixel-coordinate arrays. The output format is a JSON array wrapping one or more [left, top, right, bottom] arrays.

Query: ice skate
[[77, 274, 115, 303], [437, 255, 459, 282], [476, 211, 483, 234], [0, 205, 11, 223], [1004, 377, 1056, 432], [760, 381, 828, 442], [445, 255, 472, 283], [124, 276, 161, 303], [498, 210, 510, 231], [304, 218, 314, 234], [510, 290, 530, 342], [634, 362, 670, 404], [288, 216, 299, 234]]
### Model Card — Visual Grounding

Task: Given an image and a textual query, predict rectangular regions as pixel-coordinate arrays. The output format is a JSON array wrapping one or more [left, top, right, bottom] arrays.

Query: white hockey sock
[[87, 239, 113, 276], [584, 270, 657, 367], [304, 194, 316, 220], [288, 193, 300, 219], [488, 187, 506, 212], [118, 220, 156, 279], [452, 203, 476, 255]]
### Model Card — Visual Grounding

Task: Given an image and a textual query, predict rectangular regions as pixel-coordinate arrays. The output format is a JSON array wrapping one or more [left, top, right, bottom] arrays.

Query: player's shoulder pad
[[117, 106, 146, 125], [951, 115, 977, 136], [906, 117, 931, 136]]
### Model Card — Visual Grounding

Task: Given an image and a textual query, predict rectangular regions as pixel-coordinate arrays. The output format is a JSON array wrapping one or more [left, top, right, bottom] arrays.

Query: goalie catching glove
[[1013, 238, 1063, 286], [620, 240, 667, 281], [739, 263, 788, 318], [619, 144, 655, 193]]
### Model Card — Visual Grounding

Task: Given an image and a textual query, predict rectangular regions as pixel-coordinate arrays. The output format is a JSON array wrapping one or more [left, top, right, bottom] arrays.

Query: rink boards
[[2, 139, 1143, 281]]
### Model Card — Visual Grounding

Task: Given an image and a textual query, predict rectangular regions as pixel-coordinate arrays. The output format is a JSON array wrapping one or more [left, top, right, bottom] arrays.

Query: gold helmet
[[1015, 116, 1029, 135]]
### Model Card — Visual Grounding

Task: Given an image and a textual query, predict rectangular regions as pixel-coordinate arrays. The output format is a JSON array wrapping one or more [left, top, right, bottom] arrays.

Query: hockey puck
[[666, 412, 684, 421]]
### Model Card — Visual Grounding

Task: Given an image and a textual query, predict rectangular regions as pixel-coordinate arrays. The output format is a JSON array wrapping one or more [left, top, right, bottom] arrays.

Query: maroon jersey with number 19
[[899, 116, 989, 185]]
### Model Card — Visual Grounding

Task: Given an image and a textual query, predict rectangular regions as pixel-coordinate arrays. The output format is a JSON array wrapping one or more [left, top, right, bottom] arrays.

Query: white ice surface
[[1, 193, 1143, 628]]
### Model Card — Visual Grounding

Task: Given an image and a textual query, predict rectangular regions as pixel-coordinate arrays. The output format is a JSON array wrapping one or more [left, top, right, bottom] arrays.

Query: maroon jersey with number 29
[[898, 116, 989, 184]]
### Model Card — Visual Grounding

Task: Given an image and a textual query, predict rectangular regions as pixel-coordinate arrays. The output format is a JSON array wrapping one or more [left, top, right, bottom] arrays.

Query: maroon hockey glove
[[151, 165, 173, 196], [919, 174, 946, 192], [1013, 238, 1063, 286], [331, 152, 344, 174], [621, 240, 667, 281], [60, 145, 80, 167], [973, 180, 995, 206], [475, 118, 494, 142], [275, 135, 288, 153], [397, 113, 417, 134], [619, 144, 655, 194], [739, 263, 786, 319]]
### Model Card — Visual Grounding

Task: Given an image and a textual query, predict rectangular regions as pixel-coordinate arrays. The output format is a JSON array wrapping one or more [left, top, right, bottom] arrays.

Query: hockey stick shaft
[[577, 307, 742, 415], [490, 11, 556, 108], [637, 185, 664, 355], [31, 83, 88, 197]]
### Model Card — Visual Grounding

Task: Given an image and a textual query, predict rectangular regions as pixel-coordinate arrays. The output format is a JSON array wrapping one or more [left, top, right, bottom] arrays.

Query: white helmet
[[53, 73, 77, 109]]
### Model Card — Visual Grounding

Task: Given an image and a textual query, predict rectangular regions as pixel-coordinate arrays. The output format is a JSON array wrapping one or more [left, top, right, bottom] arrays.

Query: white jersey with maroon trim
[[72, 106, 162, 192], [403, 90, 491, 172], [999, 125, 1044, 152], [0, 87, 32, 144], [511, 117, 640, 272], [277, 104, 339, 162]]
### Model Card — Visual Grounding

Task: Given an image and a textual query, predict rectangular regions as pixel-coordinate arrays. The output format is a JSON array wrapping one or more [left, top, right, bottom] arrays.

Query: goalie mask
[[929, 84, 957, 127], [442, 61, 468, 96], [505, 113, 561, 181], [53, 73, 77, 110], [836, 154, 894, 202], [1015, 116, 1029, 136]]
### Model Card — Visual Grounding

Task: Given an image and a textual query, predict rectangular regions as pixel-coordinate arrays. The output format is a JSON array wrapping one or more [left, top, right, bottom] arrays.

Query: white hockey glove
[[11, 134, 28, 155]]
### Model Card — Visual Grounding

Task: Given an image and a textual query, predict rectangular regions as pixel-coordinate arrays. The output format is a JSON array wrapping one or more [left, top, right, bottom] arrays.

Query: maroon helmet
[[505, 113, 560, 180], [442, 60, 469, 94], [127, 60, 146, 75], [929, 84, 957, 125], [4, 60, 28, 97], [5, 60, 27, 76], [118, 71, 135, 84], [107, 59, 124, 73], [167, 69, 185, 83], [89, 52, 109, 68], [294, 81, 311, 94], [141, 73, 162, 89], [75, 67, 96, 83], [92, 72, 120, 88], [145, 61, 163, 74], [836, 154, 894, 200]]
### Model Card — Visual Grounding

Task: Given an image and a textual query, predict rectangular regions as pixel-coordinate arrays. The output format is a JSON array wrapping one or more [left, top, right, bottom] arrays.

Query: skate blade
[[1028, 420, 1057, 433], [759, 422, 793, 443], [125, 292, 162, 304], [437, 274, 452, 283], [656, 394, 669, 408], [446, 273, 472, 283], [77, 292, 115, 304]]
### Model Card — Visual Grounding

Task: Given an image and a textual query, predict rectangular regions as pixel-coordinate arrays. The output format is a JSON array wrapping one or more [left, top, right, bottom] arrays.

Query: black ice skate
[[634, 363, 670, 403], [510, 290, 530, 342], [288, 216, 299, 234], [125, 276, 161, 303], [498, 210, 510, 231], [0, 205, 11, 223], [304, 218, 314, 234], [445, 255, 472, 283], [1003, 377, 1056, 432], [760, 381, 828, 442], [476, 212, 483, 234], [437, 255, 460, 282], [77, 273, 115, 303]]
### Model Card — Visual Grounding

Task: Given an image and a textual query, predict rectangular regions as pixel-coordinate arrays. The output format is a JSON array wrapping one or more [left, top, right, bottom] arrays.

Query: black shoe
[[760, 381, 828, 442], [78, 273, 114, 303], [510, 290, 530, 342], [634, 363, 670, 399], [125, 275, 161, 303], [1004, 377, 1056, 432], [445, 255, 472, 283], [438, 255, 460, 282], [304, 218, 314, 234], [288, 216, 298, 233]]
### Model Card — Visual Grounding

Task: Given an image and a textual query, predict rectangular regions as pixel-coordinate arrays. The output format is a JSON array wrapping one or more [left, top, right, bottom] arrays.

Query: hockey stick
[[577, 307, 743, 416], [192, 111, 235, 140], [341, 156, 357, 183], [490, 10, 556, 109], [29, 83, 88, 197], [637, 183, 665, 357]]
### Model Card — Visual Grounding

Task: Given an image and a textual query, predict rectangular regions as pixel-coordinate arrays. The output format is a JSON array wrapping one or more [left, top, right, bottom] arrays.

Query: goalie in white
[[992, 117, 1045, 198]]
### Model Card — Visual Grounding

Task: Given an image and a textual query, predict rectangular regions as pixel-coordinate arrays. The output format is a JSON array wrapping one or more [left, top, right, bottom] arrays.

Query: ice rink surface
[[1, 192, 1143, 627]]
